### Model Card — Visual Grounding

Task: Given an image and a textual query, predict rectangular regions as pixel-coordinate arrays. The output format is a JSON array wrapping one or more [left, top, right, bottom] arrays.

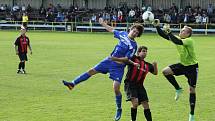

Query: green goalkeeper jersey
[[175, 37, 198, 66]]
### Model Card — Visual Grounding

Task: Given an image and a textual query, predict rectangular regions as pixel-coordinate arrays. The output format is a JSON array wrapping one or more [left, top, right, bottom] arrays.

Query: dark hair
[[130, 23, 144, 37], [137, 46, 148, 53]]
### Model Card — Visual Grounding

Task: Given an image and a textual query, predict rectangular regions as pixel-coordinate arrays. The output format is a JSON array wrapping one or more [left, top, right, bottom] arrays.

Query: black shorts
[[18, 53, 28, 61], [169, 63, 198, 88], [124, 82, 148, 104]]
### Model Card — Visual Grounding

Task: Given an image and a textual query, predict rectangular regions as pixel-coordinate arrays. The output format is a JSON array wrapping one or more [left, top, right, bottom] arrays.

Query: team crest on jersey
[[119, 35, 133, 49]]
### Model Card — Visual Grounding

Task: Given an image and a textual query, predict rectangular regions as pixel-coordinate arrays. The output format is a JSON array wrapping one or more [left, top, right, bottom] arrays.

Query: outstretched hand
[[133, 62, 140, 68], [99, 17, 113, 32], [152, 62, 157, 66], [99, 18, 106, 25], [163, 23, 171, 34], [152, 19, 160, 26]]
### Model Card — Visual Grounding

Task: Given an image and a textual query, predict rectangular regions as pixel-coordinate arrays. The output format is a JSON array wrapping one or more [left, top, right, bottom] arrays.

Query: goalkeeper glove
[[152, 19, 160, 26], [163, 23, 171, 34]]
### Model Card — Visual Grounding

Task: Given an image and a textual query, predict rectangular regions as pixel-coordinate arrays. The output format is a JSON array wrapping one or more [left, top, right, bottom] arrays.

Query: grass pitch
[[0, 31, 215, 121]]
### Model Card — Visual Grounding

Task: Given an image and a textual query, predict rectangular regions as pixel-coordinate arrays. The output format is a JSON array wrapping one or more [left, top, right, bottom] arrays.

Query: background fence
[[1, 21, 215, 35]]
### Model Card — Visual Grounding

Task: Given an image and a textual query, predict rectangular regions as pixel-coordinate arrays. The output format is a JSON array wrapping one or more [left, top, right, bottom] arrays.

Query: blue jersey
[[93, 30, 137, 83], [111, 30, 137, 59]]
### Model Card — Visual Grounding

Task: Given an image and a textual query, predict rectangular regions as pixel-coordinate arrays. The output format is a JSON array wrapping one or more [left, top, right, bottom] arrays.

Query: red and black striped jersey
[[124, 55, 154, 85], [14, 35, 30, 54]]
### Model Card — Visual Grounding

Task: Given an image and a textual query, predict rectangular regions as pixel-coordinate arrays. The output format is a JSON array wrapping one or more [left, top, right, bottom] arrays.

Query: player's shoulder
[[16, 35, 22, 40], [183, 37, 193, 45]]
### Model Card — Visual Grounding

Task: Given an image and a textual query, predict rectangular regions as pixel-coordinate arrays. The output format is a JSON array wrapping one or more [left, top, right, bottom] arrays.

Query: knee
[[190, 87, 196, 94], [113, 86, 121, 95], [162, 67, 173, 76], [87, 69, 97, 76], [132, 103, 138, 108], [162, 68, 168, 75], [113, 83, 121, 95], [131, 99, 139, 108], [142, 101, 149, 109]]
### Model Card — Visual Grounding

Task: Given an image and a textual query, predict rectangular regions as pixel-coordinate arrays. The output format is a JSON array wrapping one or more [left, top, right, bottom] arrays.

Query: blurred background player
[[22, 12, 28, 28], [153, 19, 198, 121], [14, 25, 32, 74], [62, 18, 143, 121], [111, 46, 158, 121]]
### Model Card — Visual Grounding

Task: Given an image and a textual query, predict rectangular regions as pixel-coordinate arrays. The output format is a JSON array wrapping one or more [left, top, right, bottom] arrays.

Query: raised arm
[[99, 18, 114, 32], [153, 19, 170, 40], [153, 19, 183, 45], [155, 26, 170, 40], [167, 33, 183, 45]]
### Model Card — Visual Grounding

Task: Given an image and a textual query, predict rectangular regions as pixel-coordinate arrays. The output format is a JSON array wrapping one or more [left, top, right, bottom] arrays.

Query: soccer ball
[[142, 11, 154, 22]]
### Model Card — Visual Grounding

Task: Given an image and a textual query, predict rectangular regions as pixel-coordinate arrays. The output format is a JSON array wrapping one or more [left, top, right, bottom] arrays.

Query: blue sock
[[115, 95, 122, 109], [72, 72, 91, 85]]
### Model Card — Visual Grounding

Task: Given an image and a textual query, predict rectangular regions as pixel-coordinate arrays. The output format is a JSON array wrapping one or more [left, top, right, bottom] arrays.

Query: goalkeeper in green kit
[[153, 19, 198, 121]]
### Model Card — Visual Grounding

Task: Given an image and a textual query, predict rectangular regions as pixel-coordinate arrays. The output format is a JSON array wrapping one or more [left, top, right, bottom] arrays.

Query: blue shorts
[[93, 57, 126, 83]]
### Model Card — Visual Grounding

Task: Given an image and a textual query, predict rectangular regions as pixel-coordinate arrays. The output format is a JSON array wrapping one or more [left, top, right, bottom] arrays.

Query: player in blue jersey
[[62, 18, 144, 121]]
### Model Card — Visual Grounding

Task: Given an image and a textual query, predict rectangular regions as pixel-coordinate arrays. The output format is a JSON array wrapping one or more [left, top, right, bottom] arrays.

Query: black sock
[[22, 62, 25, 70], [164, 75, 180, 90], [144, 109, 152, 121], [190, 93, 196, 115], [18, 62, 22, 70], [131, 108, 137, 121]]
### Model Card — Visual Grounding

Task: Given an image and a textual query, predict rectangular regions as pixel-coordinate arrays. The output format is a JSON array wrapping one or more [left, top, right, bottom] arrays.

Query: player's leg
[[21, 61, 26, 74], [62, 68, 98, 90], [72, 69, 98, 85], [163, 63, 184, 100], [110, 65, 124, 121], [139, 86, 152, 121], [130, 98, 138, 121], [186, 65, 198, 121], [17, 54, 25, 74], [62, 58, 109, 90], [22, 54, 28, 74], [113, 81, 122, 121], [141, 101, 152, 121], [162, 66, 180, 90], [124, 82, 138, 121], [189, 86, 196, 121], [17, 61, 22, 73]]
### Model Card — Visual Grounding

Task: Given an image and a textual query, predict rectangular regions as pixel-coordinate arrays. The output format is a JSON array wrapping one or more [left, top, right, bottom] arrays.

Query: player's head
[[179, 26, 192, 38], [20, 25, 27, 35], [137, 46, 148, 59], [128, 23, 144, 38]]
